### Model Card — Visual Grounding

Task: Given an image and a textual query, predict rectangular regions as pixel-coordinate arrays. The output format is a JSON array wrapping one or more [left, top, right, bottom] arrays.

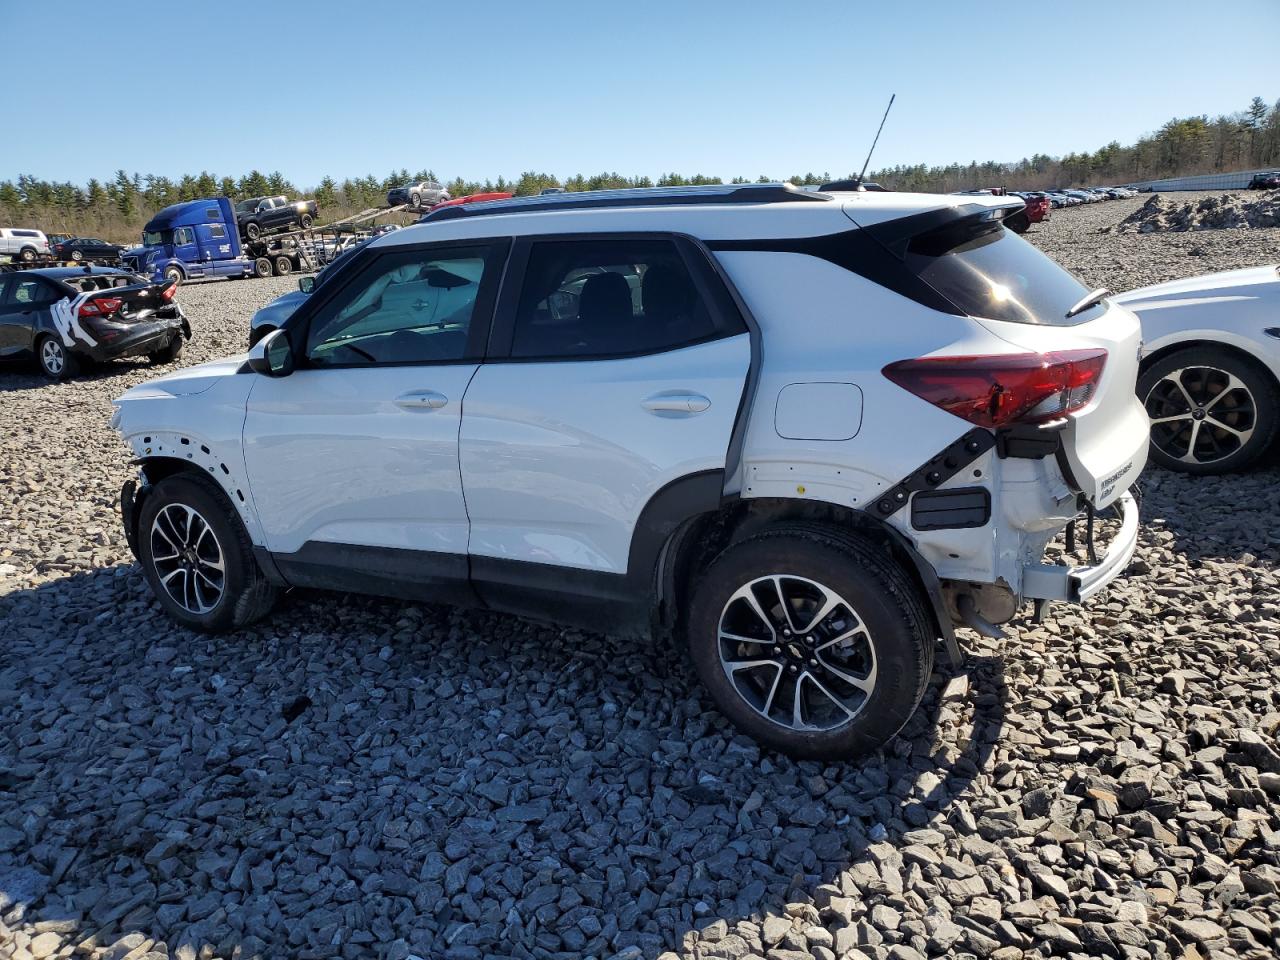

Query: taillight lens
[[883, 349, 1107, 427], [78, 297, 123, 318]]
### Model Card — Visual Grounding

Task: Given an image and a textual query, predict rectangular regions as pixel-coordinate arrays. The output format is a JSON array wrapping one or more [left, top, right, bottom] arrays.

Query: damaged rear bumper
[[1020, 490, 1140, 603], [81, 314, 189, 363]]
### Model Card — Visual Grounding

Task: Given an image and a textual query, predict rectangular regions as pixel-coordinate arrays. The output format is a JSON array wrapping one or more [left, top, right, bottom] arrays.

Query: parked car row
[[1041, 186, 1138, 208]]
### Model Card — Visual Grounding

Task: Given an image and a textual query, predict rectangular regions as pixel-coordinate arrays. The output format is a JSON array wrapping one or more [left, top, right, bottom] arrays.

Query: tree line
[[4, 96, 1276, 242]]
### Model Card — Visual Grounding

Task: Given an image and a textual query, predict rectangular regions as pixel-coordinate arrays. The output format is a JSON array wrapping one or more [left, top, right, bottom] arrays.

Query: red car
[[430, 192, 514, 210], [1005, 192, 1050, 234]]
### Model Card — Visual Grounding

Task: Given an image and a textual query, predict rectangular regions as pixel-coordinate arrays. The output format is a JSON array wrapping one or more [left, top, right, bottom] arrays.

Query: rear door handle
[[394, 390, 448, 410], [641, 392, 711, 414]]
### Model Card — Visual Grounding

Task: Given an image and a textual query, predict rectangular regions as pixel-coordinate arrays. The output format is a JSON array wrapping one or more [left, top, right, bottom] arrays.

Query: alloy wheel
[[40, 340, 65, 375], [1145, 365, 1256, 465], [150, 503, 225, 614], [717, 574, 876, 732]]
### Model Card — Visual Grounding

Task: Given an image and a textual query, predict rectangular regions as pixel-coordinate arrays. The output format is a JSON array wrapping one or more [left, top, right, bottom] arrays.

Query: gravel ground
[[2, 199, 1279, 960]]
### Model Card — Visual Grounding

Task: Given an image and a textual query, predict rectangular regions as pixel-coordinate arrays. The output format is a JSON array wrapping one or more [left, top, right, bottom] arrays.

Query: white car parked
[[1114, 264, 1280, 473], [111, 184, 1148, 758], [0, 227, 51, 263]]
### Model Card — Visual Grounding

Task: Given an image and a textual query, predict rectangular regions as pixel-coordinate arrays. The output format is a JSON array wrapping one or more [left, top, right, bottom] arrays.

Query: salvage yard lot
[[1, 194, 1278, 960]]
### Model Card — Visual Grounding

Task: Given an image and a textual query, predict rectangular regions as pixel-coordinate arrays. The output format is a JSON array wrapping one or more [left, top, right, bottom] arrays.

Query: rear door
[[0, 277, 20, 354], [242, 239, 508, 594], [459, 234, 751, 601]]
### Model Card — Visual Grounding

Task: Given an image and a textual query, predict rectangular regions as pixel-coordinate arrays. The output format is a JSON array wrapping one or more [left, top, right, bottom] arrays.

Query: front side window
[[305, 245, 496, 366], [174, 227, 195, 245], [511, 238, 718, 359]]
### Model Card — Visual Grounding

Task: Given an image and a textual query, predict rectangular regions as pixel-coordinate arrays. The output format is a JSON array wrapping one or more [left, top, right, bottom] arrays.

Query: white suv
[[111, 185, 1148, 759], [0, 227, 51, 263]]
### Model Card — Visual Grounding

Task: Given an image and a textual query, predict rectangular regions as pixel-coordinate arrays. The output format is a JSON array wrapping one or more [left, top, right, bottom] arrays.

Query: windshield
[[904, 218, 1103, 326], [142, 230, 169, 247], [235, 200, 258, 213]]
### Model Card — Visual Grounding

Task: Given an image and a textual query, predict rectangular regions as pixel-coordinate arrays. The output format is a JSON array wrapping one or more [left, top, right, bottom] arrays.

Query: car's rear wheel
[[19, 247, 36, 263], [410, 193, 421, 207], [148, 336, 183, 365], [164, 266, 184, 286], [36, 336, 79, 380], [71, 250, 84, 261], [299, 214, 313, 229], [686, 524, 934, 760], [1139, 345, 1278, 474], [245, 222, 261, 240], [138, 473, 277, 632], [274, 256, 292, 276]]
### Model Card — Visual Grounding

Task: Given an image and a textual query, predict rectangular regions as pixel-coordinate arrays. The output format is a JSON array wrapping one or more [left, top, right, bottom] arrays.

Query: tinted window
[[306, 245, 495, 366], [6, 279, 60, 307], [205, 208, 221, 219], [13, 230, 40, 238], [512, 238, 719, 359], [904, 220, 1101, 326], [174, 227, 195, 245], [209, 224, 226, 239]]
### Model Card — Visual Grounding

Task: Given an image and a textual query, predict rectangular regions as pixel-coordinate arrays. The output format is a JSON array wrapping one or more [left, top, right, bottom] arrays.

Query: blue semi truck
[[122, 197, 306, 284]]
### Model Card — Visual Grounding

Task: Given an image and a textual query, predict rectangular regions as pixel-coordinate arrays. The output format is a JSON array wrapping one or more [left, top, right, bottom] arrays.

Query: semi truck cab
[[123, 198, 252, 284]]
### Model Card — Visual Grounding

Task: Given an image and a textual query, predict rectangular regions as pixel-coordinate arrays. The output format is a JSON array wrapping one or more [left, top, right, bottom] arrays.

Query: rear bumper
[[79, 314, 189, 362], [1021, 490, 1140, 603]]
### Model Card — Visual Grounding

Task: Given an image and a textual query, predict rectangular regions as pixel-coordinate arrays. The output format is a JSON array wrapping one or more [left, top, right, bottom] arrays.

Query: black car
[[0, 267, 189, 380], [1247, 171, 1280, 190], [53, 237, 124, 264]]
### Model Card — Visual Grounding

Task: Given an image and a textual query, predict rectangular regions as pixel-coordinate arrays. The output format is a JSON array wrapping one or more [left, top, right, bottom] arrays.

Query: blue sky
[[3, 0, 1277, 188]]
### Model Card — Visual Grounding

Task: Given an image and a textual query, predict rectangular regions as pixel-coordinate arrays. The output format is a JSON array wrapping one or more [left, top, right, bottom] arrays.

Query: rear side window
[[904, 220, 1101, 325], [13, 230, 41, 238], [511, 238, 721, 359], [6, 279, 60, 307], [209, 224, 226, 239]]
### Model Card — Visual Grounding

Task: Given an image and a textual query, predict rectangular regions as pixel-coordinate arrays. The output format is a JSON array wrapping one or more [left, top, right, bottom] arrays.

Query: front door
[[460, 235, 751, 606], [242, 239, 508, 597], [172, 226, 200, 276]]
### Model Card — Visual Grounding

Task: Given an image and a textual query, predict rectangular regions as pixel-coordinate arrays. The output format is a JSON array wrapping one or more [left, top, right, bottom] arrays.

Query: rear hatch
[[851, 201, 1148, 508]]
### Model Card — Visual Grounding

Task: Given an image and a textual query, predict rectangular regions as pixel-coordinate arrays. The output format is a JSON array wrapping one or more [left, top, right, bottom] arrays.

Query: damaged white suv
[[112, 184, 1148, 759]]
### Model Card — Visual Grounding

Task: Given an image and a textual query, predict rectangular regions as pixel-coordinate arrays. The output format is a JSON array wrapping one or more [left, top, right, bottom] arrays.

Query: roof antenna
[[820, 94, 896, 192]]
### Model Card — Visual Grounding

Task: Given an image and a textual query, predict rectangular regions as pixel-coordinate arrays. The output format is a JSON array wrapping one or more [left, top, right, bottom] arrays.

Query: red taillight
[[78, 297, 123, 317], [883, 349, 1107, 427], [161, 283, 176, 301]]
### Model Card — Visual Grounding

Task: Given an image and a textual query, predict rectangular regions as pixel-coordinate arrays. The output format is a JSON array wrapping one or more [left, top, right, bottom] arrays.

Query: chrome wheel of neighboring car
[[1145, 364, 1256, 466], [150, 503, 225, 615], [717, 574, 876, 732], [39, 339, 65, 375]]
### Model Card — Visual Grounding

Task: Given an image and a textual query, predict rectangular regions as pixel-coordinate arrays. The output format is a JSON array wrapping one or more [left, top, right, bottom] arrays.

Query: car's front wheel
[[1138, 345, 1278, 474], [687, 524, 934, 760], [36, 336, 79, 380], [138, 473, 277, 632], [245, 222, 261, 240]]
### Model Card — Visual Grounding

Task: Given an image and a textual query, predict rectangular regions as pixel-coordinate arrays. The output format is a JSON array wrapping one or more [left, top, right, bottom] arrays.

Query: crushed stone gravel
[[1116, 190, 1280, 233], [1, 201, 1278, 960]]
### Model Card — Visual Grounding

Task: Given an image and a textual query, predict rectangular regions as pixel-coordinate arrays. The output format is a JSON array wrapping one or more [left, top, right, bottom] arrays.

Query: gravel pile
[[1116, 191, 1280, 234], [2, 205, 1279, 960]]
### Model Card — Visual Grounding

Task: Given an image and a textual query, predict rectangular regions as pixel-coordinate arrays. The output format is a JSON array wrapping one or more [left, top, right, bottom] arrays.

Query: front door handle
[[394, 390, 448, 410], [641, 392, 711, 414]]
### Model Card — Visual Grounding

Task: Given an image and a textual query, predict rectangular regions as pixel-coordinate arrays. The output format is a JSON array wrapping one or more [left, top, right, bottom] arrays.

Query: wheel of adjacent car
[[19, 247, 36, 263], [138, 473, 278, 632], [71, 249, 84, 261], [274, 256, 292, 276], [253, 258, 273, 278], [410, 193, 421, 207], [148, 336, 183, 365], [245, 222, 261, 240], [299, 214, 313, 230], [36, 335, 79, 380], [164, 265, 184, 286], [686, 524, 935, 760], [1138, 345, 1279, 474]]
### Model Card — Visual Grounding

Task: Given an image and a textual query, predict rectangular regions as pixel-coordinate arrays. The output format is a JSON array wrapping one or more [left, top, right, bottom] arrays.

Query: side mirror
[[247, 328, 295, 377], [298, 275, 315, 294]]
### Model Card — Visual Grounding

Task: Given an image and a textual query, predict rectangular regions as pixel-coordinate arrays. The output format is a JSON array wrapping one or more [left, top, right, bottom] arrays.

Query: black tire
[[1138, 345, 1278, 474], [299, 214, 313, 229], [274, 256, 293, 276], [148, 336, 183, 365], [164, 265, 184, 286], [410, 193, 421, 208], [138, 472, 277, 632], [36, 335, 80, 380], [686, 524, 935, 760], [253, 258, 273, 278], [19, 247, 36, 263], [245, 221, 261, 241]]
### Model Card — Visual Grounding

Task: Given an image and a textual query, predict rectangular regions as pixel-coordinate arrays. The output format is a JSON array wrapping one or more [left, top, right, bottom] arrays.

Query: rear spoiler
[[853, 200, 1025, 261]]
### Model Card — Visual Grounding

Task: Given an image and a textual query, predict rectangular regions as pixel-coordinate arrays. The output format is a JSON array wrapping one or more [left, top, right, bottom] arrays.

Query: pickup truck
[[235, 195, 318, 241]]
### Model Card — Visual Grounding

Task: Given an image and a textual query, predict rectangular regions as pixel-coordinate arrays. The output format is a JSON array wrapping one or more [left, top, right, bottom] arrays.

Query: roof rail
[[420, 183, 831, 223]]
